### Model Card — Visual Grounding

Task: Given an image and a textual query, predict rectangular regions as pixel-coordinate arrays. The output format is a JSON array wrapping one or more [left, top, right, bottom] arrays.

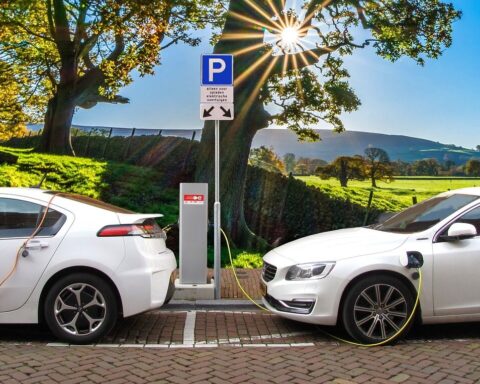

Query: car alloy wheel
[[44, 273, 118, 344], [54, 283, 107, 336], [342, 275, 415, 344], [353, 283, 408, 340]]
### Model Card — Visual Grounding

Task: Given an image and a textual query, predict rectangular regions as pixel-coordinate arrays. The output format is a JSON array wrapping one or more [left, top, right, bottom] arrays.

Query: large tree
[[195, 0, 460, 247], [0, 0, 221, 154], [319, 156, 366, 187], [364, 147, 393, 187], [249, 145, 286, 174]]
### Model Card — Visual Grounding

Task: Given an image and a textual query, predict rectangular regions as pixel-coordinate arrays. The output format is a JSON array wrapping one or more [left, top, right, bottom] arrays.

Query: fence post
[[84, 129, 93, 157], [412, 196, 418, 205], [363, 190, 374, 226], [101, 128, 113, 159]]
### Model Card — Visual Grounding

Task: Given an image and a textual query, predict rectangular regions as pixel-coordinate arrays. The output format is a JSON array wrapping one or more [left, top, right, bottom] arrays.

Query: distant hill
[[28, 124, 478, 165], [252, 129, 478, 165]]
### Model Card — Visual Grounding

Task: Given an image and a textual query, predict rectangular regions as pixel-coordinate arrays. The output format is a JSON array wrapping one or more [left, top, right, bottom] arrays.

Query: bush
[[230, 252, 263, 269]]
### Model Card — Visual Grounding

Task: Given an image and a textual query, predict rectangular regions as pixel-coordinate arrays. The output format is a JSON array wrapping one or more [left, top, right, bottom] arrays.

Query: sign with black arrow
[[200, 103, 234, 120], [200, 54, 234, 121]]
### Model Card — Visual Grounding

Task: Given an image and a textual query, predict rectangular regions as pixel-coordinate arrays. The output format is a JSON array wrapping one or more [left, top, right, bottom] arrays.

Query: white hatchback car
[[0, 188, 176, 343], [262, 188, 480, 343]]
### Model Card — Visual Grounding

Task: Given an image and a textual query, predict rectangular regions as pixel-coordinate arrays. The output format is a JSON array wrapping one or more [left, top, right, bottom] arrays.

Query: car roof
[[437, 187, 480, 197], [0, 187, 53, 202]]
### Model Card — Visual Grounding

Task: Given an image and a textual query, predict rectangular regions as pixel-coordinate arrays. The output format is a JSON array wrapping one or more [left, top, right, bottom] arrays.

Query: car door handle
[[25, 240, 49, 249]]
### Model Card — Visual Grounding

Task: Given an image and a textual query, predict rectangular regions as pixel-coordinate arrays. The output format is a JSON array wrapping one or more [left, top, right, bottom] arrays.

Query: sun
[[280, 26, 300, 47]]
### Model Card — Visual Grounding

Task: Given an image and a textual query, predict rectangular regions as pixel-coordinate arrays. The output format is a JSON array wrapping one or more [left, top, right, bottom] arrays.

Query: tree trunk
[[38, 89, 76, 155], [371, 174, 377, 188], [195, 98, 270, 249], [194, 1, 273, 249]]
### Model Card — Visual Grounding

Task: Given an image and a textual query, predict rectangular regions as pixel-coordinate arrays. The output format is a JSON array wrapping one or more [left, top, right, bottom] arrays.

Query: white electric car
[[0, 188, 176, 344], [262, 187, 480, 343]]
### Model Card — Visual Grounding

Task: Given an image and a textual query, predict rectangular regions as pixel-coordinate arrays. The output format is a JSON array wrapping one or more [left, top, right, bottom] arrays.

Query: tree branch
[[271, 43, 346, 75], [107, 34, 124, 62], [52, 0, 71, 44]]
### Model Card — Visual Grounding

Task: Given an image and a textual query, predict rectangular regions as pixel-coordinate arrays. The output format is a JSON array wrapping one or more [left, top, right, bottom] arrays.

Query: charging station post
[[200, 54, 234, 299]]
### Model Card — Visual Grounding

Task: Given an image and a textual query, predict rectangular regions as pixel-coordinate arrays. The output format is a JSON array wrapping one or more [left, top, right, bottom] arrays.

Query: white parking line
[[183, 311, 196, 345], [45, 342, 315, 348]]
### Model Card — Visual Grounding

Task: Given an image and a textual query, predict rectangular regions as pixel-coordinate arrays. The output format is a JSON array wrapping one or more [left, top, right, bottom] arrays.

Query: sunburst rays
[[225, 0, 325, 96]]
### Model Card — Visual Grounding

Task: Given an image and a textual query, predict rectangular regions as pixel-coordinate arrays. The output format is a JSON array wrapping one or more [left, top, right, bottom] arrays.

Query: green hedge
[[244, 167, 381, 244]]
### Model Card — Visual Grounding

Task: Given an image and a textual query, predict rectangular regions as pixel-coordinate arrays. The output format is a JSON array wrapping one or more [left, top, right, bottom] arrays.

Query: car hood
[[272, 227, 409, 263]]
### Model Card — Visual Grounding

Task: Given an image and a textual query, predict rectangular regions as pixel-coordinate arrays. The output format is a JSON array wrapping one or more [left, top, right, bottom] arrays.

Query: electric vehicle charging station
[[174, 54, 234, 300], [178, 183, 208, 284]]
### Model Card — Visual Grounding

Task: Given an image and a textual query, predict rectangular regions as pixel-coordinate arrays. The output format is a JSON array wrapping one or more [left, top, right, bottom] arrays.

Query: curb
[[162, 299, 263, 311]]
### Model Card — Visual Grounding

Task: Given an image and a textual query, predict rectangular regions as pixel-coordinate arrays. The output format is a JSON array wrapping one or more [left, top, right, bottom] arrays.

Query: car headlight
[[285, 262, 335, 281]]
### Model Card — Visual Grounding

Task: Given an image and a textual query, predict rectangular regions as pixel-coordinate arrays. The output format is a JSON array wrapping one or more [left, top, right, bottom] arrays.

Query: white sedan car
[[262, 187, 480, 343], [0, 188, 176, 344]]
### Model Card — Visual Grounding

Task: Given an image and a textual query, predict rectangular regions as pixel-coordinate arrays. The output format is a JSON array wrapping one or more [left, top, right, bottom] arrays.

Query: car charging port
[[406, 251, 424, 269]]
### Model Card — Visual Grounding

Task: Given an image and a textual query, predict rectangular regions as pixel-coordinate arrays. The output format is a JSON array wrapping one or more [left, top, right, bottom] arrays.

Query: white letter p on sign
[[209, 59, 226, 82]]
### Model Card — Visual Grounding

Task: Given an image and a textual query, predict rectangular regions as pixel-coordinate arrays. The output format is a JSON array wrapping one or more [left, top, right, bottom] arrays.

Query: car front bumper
[[261, 252, 343, 326]]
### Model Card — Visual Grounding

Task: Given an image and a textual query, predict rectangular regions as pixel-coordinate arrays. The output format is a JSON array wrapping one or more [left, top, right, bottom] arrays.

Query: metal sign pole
[[214, 119, 221, 299], [200, 54, 233, 300]]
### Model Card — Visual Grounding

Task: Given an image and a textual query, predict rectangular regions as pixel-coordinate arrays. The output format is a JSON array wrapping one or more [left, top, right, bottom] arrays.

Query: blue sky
[[74, 0, 480, 148]]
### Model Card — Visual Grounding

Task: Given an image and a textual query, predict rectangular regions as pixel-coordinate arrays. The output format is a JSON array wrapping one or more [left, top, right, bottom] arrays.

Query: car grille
[[262, 262, 277, 282], [265, 294, 315, 315]]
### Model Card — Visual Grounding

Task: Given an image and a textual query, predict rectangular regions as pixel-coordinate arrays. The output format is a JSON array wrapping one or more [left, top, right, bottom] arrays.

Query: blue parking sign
[[201, 54, 234, 86]]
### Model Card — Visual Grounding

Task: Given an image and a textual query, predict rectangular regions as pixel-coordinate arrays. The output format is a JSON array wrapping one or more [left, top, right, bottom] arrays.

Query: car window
[[0, 198, 66, 238], [376, 194, 479, 233]]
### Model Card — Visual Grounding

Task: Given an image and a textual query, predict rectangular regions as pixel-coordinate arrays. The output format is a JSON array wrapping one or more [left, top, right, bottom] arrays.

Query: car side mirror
[[444, 223, 477, 241]]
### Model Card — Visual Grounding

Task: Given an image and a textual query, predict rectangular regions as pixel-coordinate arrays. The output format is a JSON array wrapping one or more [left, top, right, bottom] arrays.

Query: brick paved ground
[[207, 268, 262, 299], [1, 310, 480, 383], [1, 340, 480, 383]]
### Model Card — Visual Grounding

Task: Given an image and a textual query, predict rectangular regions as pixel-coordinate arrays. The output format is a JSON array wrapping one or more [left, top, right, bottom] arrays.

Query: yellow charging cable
[[220, 228, 269, 312], [220, 227, 423, 346]]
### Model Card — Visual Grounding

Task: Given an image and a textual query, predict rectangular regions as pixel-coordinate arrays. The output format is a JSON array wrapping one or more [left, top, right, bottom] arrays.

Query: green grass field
[[298, 176, 480, 212]]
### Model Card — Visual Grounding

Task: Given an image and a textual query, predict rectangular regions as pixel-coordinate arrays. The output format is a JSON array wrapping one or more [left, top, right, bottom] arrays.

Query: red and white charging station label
[[183, 194, 205, 205]]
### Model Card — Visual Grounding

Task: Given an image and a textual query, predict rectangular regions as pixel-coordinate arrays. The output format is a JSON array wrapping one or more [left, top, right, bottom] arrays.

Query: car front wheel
[[342, 275, 415, 344], [44, 273, 118, 344]]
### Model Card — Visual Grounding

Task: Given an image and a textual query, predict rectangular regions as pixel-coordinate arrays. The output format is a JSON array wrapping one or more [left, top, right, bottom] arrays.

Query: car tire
[[342, 274, 415, 344], [44, 273, 118, 344]]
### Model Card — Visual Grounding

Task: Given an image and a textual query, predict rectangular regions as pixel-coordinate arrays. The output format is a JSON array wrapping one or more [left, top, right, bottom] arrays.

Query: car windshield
[[375, 194, 479, 233]]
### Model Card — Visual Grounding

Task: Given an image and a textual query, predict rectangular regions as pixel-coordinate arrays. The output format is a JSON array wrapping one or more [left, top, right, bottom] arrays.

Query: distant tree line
[[391, 158, 480, 177], [249, 146, 480, 190]]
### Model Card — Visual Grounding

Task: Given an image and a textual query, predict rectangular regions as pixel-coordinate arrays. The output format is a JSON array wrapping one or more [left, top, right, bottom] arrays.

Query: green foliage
[[318, 156, 366, 187], [207, 246, 262, 269], [249, 146, 285, 174], [230, 252, 263, 269], [465, 159, 480, 177], [364, 147, 393, 186], [411, 158, 441, 176]]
